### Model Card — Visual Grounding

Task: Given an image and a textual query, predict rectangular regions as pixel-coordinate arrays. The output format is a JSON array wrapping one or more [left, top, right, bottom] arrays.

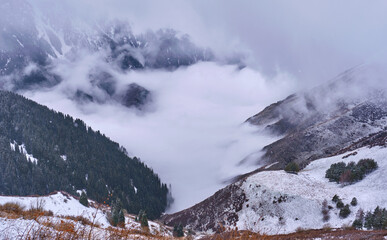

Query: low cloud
[[24, 59, 295, 212]]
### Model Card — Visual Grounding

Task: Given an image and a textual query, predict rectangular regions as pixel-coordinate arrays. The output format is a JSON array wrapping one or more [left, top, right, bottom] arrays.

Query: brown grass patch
[[0, 202, 25, 214], [60, 215, 100, 228], [201, 228, 387, 240]]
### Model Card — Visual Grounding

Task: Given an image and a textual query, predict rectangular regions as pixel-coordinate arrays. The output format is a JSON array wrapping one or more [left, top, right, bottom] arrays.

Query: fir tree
[[173, 223, 184, 237], [352, 219, 363, 229], [364, 211, 374, 230], [79, 191, 89, 207], [351, 197, 358, 206], [137, 210, 149, 227], [332, 194, 340, 203], [118, 209, 125, 227], [339, 204, 351, 218], [336, 199, 344, 209]]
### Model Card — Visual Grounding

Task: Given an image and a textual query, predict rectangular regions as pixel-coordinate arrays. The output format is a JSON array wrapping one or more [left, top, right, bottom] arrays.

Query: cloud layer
[[28, 0, 387, 87], [24, 61, 296, 212]]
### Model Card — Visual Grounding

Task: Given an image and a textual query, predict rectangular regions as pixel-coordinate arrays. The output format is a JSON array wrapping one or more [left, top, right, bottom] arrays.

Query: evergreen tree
[[336, 199, 344, 209], [79, 191, 89, 207], [351, 197, 358, 206], [110, 200, 123, 226], [173, 223, 184, 237], [111, 209, 119, 226], [332, 194, 340, 203], [352, 219, 363, 229], [118, 209, 125, 227], [339, 204, 351, 218], [284, 162, 300, 173], [364, 211, 373, 229], [373, 207, 383, 230], [137, 210, 149, 227]]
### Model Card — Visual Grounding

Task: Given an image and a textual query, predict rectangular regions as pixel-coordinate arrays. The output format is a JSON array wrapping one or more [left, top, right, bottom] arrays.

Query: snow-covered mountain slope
[[245, 65, 387, 169], [0, 191, 173, 239], [237, 145, 387, 234], [162, 142, 387, 235]]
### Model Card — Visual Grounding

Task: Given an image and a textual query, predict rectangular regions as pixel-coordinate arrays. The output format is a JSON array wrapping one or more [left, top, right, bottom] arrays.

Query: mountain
[[245, 66, 387, 170], [162, 129, 387, 235], [0, 90, 168, 219], [0, 0, 213, 109], [161, 66, 387, 234]]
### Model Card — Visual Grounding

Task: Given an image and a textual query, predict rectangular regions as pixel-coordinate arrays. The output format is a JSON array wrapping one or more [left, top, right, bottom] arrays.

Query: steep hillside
[[246, 66, 387, 169], [0, 90, 168, 219], [162, 138, 387, 234]]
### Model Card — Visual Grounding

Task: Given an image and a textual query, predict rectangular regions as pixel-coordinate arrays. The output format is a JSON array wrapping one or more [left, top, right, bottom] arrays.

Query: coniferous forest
[[0, 91, 168, 219]]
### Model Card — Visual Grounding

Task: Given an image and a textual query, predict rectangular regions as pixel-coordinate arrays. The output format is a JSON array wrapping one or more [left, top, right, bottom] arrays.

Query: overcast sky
[[30, 0, 387, 87]]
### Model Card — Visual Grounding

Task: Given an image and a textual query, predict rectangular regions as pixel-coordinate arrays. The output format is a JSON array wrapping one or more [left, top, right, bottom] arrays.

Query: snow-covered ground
[[237, 146, 387, 234], [0, 192, 172, 239]]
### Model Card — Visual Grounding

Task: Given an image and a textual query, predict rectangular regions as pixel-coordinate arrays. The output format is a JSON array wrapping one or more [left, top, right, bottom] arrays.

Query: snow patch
[[10, 141, 38, 164], [0, 192, 173, 238], [237, 146, 387, 234], [12, 35, 24, 48], [265, 161, 279, 169]]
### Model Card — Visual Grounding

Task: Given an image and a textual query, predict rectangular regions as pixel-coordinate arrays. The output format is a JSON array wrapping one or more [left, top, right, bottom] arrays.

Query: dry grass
[[0, 202, 53, 220], [60, 215, 100, 228], [0, 202, 25, 214], [200, 228, 387, 240], [0, 201, 174, 239]]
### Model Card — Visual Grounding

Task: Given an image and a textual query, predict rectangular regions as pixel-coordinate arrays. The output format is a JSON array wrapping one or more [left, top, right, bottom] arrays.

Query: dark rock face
[[162, 182, 247, 232], [89, 71, 116, 96], [120, 83, 151, 109], [74, 90, 94, 103]]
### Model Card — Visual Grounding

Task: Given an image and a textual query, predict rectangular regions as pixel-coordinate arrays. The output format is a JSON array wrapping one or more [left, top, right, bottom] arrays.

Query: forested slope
[[0, 91, 168, 219]]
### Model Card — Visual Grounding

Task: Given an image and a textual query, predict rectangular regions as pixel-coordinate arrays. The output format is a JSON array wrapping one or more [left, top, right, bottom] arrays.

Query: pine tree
[[364, 211, 374, 230], [373, 207, 383, 229], [118, 209, 125, 227], [140, 211, 148, 227], [79, 191, 89, 207], [351, 197, 358, 206], [352, 219, 363, 229], [112, 208, 119, 226], [173, 223, 184, 237], [339, 204, 351, 218], [332, 194, 340, 203], [336, 199, 344, 209], [110, 200, 123, 226]]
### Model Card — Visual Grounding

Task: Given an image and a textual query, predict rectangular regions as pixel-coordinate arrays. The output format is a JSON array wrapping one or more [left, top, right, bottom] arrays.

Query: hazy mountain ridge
[[246, 66, 387, 169], [0, 0, 213, 109]]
